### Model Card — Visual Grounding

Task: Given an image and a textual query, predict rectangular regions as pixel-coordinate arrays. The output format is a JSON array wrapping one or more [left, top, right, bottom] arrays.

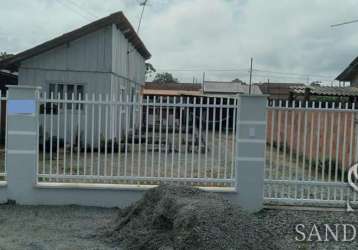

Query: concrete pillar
[[6, 86, 40, 203], [236, 95, 267, 212]]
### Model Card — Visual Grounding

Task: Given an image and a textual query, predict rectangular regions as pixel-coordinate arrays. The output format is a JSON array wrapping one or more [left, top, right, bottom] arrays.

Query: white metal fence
[[265, 100, 358, 205], [0, 91, 6, 182], [38, 93, 238, 187]]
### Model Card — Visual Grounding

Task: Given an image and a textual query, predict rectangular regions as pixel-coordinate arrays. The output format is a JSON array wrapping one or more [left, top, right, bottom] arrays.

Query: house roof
[[291, 86, 358, 97], [203, 81, 262, 95], [0, 11, 151, 71], [336, 56, 358, 81], [0, 70, 18, 79], [141, 82, 202, 96], [256, 82, 305, 95]]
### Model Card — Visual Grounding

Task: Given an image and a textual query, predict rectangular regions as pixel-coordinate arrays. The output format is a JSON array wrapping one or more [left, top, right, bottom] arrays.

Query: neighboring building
[[203, 81, 262, 96], [0, 11, 151, 144], [290, 85, 358, 102], [0, 11, 151, 99], [256, 82, 305, 100], [141, 82, 202, 97], [336, 56, 358, 86]]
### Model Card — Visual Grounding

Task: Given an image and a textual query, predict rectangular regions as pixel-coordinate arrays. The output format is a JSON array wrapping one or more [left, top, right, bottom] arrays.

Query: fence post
[[6, 85, 40, 203], [236, 95, 267, 212]]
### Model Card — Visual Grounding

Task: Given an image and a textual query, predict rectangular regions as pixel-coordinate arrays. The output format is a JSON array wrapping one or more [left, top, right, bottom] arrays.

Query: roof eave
[[0, 11, 151, 71]]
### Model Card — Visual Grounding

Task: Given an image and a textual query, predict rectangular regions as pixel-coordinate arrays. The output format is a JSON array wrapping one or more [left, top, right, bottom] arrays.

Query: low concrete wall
[[2, 86, 265, 212], [0, 182, 237, 208]]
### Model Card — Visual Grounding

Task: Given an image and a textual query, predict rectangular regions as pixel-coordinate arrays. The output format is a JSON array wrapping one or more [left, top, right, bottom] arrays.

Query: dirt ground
[[0, 185, 358, 250], [0, 205, 117, 250]]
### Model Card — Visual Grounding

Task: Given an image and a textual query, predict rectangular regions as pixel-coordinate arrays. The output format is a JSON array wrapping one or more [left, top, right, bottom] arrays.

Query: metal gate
[[37, 93, 239, 188], [264, 100, 358, 206]]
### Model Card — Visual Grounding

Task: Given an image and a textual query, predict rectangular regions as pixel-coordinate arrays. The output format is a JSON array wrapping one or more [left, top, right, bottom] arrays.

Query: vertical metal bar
[[334, 103, 342, 200], [151, 96, 156, 177], [211, 97, 216, 179], [327, 103, 335, 200], [191, 97, 197, 178], [184, 97, 190, 178], [217, 97, 223, 180], [231, 98, 237, 181], [104, 95, 109, 177], [84, 93, 88, 176], [49, 92, 54, 178], [275, 100, 282, 182], [137, 95, 143, 177], [124, 94, 129, 177], [281, 100, 288, 197], [164, 97, 170, 177], [144, 96, 149, 177], [178, 96, 183, 177], [314, 102, 321, 199], [117, 93, 123, 176], [63, 93, 67, 176], [111, 95, 115, 178], [158, 96, 163, 177], [130, 94, 136, 177], [269, 104, 275, 197], [70, 92, 74, 175], [97, 94, 102, 177], [56, 93, 60, 178], [341, 104, 348, 201], [205, 97, 210, 179], [42, 92, 47, 175], [301, 101, 308, 199], [171, 97, 176, 178], [170, 96, 176, 177], [288, 101, 295, 198], [90, 94, 95, 176], [76, 93, 81, 176], [224, 98, 230, 180], [307, 102, 315, 196], [294, 101, 302, 199]]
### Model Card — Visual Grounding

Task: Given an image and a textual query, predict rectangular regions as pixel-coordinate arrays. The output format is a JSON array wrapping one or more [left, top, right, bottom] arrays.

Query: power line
[[252, 68, 334, 78], [331, 19, 358, 27], [54, 0, 93, 21], [65, 0, 99, 19]]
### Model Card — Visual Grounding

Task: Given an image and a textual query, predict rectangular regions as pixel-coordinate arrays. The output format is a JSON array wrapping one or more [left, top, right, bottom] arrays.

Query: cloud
[[1, 0, 358, 84]]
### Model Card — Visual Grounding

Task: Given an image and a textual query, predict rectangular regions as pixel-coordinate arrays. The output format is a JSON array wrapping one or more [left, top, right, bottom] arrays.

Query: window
[[48, 83, 85, 110]]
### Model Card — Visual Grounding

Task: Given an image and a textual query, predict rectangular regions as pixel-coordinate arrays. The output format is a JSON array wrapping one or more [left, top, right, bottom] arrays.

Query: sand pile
[[103, 184, 278, 250]]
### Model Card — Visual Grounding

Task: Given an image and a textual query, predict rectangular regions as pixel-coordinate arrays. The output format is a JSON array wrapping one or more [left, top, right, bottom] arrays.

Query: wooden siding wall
[[267, 110, 357, 171]]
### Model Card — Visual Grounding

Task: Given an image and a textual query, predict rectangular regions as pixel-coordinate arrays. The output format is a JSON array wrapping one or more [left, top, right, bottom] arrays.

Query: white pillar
[[236, 95, 267, 212], [6, 86, 40, 203]]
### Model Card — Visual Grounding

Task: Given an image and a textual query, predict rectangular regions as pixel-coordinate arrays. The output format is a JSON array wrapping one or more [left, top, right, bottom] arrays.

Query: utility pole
[[249, 58, 253, 95]]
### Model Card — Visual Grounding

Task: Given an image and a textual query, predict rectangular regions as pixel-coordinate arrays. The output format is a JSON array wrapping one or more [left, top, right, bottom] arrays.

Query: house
[[0, 11, 151, 145], [290, 85, 358, 102], [256, 82, 305, 100], [336, 56, 358, 86], [0, 11, 151, 99], [203, 81, 262, 96], [141, 82, 202, 97]]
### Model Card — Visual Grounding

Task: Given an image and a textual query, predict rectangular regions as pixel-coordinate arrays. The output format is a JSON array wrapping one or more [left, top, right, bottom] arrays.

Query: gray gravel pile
[[103, 184, 278, 250]]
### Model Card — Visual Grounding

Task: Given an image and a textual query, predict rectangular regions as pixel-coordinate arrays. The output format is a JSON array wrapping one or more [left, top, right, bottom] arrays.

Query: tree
[[0, 52, 14, 61], [232, 78, 246, 84], [153, 72, 178, 83], [145, 63, 156, 78]]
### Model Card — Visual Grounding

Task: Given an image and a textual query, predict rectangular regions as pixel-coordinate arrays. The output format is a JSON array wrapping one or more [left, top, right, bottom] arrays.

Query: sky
[[1, 0, 358, 85]]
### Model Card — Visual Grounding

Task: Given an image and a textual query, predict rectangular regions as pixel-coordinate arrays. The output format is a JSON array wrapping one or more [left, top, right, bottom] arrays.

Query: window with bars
[[48, 83, 85, 110]]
